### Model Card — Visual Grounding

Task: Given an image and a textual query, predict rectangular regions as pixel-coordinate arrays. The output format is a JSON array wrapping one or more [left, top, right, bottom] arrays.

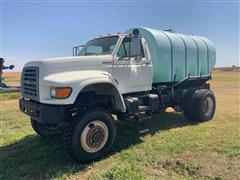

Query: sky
[[0, 1, 239, 71]]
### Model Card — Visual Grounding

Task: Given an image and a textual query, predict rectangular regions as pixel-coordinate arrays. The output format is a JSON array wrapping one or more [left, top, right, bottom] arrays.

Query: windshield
[[78, 36, 119, 56]]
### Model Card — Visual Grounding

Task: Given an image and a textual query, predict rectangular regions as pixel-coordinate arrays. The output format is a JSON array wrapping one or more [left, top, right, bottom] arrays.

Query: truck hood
[[21, 55, 118, 105], [24, 55, 113, 74]]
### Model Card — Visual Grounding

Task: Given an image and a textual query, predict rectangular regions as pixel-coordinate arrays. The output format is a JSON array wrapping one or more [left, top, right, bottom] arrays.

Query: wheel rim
[[203, 97, 214, 117], [80, 120, 109, 153]]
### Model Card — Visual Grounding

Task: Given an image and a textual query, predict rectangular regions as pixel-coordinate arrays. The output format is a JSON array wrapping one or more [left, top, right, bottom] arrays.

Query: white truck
[[19, 27, 216, 162]]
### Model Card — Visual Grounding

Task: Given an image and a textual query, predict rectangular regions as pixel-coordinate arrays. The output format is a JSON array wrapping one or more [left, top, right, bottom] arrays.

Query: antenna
[[64, 31, 68, 56]]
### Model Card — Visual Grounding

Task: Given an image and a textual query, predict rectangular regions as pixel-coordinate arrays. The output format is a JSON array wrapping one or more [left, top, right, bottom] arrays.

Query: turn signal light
[[50, 87, 72, 99]]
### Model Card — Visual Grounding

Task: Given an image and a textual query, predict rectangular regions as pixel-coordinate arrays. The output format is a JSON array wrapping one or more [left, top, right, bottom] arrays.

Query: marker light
[[50, 87, 72, 99], [132, 29, 140, 36]]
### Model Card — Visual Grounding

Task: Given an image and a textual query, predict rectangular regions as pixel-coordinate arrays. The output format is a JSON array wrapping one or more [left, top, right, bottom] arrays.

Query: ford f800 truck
[[19, 27, 216, 162]]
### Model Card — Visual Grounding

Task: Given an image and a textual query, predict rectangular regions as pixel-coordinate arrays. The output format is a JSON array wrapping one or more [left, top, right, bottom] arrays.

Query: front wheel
[[64, 109, 117, 163]]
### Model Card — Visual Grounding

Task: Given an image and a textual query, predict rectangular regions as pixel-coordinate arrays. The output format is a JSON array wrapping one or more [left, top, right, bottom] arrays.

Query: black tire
[[64, 109, 117, 163], [183, 89, 216, 122], [117, 112, 128, 121], [191, 89, 216, 121], [182, 89, 196, 120], [31, 119, 63, 137]]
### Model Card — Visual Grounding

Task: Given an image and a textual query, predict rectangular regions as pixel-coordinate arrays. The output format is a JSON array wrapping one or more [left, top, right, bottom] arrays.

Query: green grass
[[0, 71, 239, 179], [0, 91, 20, 101]]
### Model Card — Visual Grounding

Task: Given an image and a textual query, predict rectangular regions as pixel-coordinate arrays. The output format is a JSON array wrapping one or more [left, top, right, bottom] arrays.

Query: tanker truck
[[19, 27, 216, 162]]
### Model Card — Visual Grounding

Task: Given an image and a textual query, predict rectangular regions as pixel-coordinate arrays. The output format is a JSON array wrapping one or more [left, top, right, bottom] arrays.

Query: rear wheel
[[183, 89, 216, 122], [182, 89, 195, 120], [31, 119, 63, 137], [192, 89, 216, 121], [64, 109, 117, 163]]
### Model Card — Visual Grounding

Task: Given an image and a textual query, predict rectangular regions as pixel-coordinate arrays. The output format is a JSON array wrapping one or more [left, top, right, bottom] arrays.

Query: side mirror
[[9, 64, 15, 70], [73, 45, 84, 56], [130, 35, 141, 57]]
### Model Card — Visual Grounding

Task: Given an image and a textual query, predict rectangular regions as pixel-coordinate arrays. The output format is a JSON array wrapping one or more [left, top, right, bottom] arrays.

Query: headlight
[[50, 87, 72, 99]]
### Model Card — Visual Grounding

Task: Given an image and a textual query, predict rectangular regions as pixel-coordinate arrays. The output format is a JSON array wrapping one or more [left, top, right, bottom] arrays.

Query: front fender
[[39, 70, 125, 111]]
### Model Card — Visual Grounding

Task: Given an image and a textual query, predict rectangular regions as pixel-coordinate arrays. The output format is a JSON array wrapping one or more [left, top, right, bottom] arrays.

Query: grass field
[[0, 71, 239, 179]]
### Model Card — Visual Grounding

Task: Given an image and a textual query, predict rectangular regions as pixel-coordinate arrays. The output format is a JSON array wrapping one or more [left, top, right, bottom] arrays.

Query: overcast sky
[[0, 1, 239, 70]]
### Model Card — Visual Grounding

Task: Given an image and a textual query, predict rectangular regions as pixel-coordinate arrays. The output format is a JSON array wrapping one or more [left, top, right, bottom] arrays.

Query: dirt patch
[[144, 166, 167, 177], [162, 159, 200, 176], [233, 156, 240, 167], [160, 150, 234, 178]]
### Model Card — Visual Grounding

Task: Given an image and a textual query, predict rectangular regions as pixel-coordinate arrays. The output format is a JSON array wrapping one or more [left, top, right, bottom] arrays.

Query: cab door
[[112, 35, 152, 94]]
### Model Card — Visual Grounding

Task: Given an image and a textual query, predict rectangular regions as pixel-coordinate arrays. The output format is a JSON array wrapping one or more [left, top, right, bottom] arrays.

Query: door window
[[117, 36, 145, 58]]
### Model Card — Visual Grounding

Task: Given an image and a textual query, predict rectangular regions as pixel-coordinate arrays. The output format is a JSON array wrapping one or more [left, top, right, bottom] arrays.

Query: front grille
[[21, 67, 39, 101]]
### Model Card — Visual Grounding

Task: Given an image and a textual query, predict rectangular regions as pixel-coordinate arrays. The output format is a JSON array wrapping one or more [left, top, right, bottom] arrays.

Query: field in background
[[214, 66, 240, 72], [0, 71, 239, 179], [1, 72, 21, 86]]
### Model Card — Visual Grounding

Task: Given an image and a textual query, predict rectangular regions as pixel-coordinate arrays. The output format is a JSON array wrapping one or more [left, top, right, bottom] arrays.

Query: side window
[[117, 42, 130, 57], [109, 45, 116, 53], [117, 37, 145, 58]]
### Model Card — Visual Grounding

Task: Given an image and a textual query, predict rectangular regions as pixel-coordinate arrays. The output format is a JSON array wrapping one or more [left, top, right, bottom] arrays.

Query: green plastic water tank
[[126, 27, 216, 83]]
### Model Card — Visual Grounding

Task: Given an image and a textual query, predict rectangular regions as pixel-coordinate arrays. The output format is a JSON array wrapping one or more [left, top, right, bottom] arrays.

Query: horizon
[[1, 1, 239, 71], [3, 66, 240, 73]]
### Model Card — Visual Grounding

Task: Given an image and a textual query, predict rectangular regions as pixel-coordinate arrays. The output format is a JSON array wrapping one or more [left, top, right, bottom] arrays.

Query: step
[[138, 105, 151, 112]]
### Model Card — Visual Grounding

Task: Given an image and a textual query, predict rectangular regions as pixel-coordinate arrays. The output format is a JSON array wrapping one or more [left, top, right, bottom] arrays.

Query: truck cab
[[73, 33, 152, 94], [19, 28, 216, 163]]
